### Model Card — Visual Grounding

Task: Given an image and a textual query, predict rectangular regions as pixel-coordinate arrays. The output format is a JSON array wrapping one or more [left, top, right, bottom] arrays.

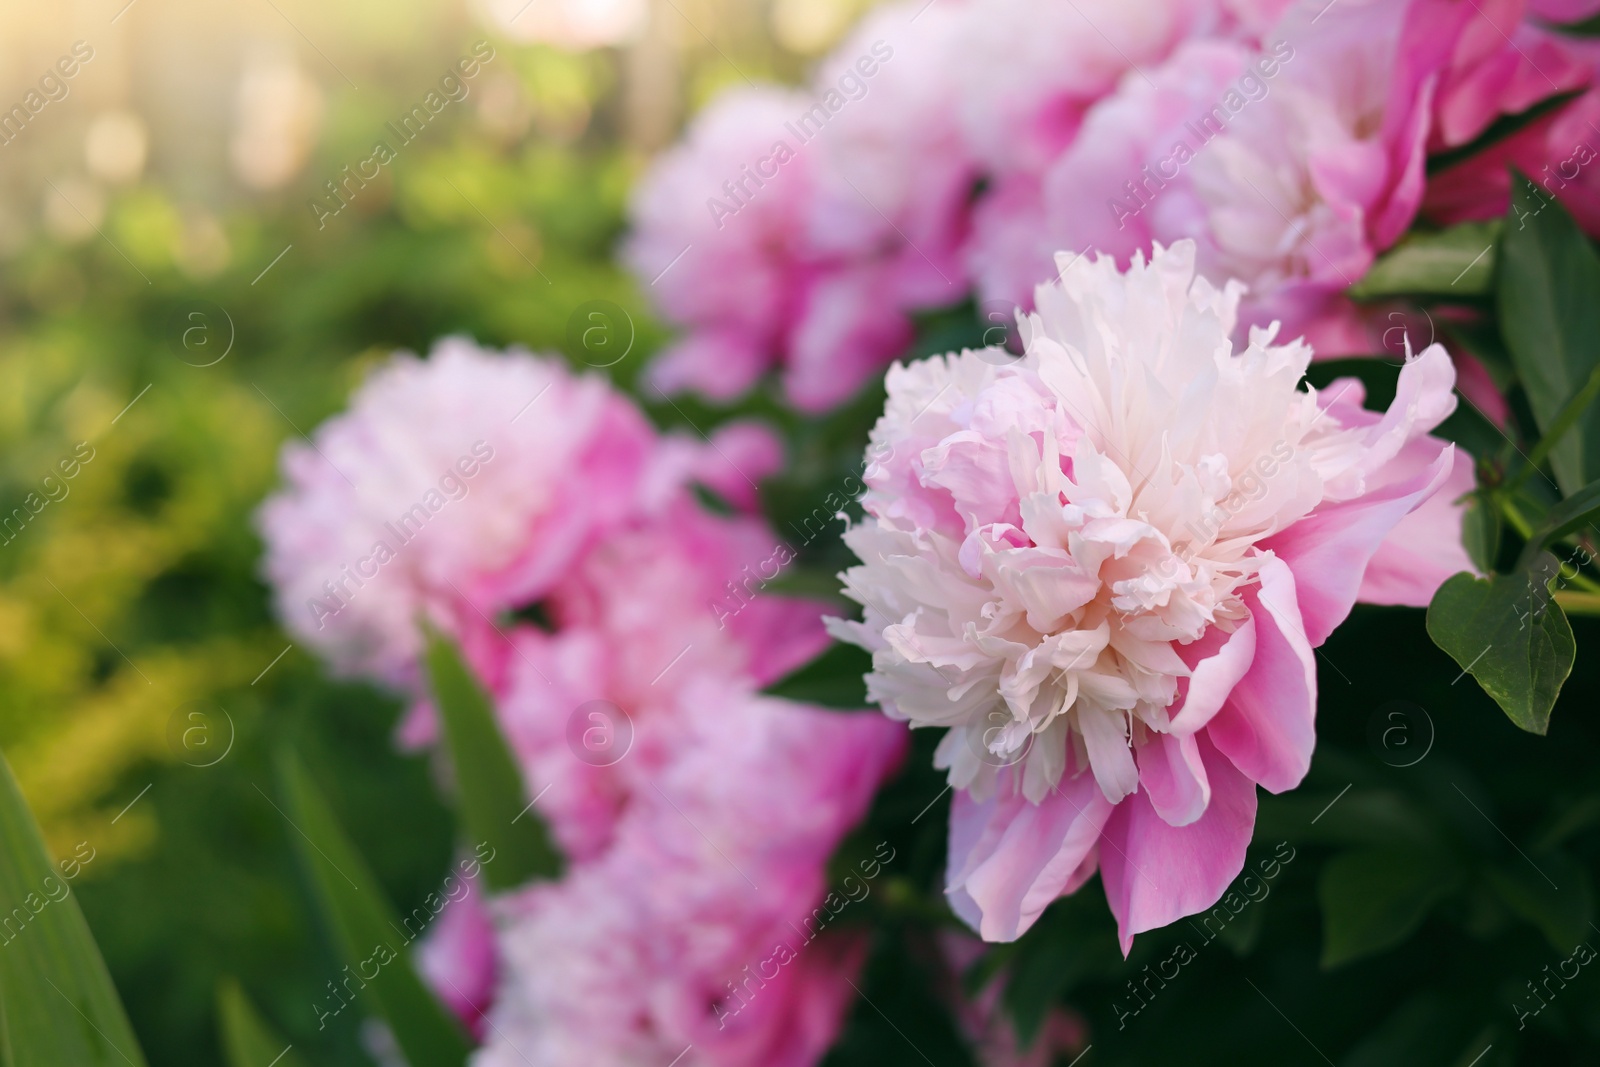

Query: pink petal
[[1359, 445, 1477, 606], [947, 770, 1114, 942], [1098, 732, 1257, 954], [1169, 615, 1257, 736], [1136, 730, 1210, 827], [1262, 443, 1456, 645], [1205, 554, 1317, 794]]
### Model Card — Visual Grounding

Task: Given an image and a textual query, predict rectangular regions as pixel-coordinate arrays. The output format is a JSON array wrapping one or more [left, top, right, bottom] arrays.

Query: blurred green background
[[0, 1, 873, 1062]]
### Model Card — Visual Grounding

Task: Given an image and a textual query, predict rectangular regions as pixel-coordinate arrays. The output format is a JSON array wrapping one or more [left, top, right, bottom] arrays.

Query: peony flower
[[255, 338, 788, 690], [972, 0, 1459, 354], [625, 1, 978, 411], [255, 337, 658, 685], [414, 872, 498, 1039], [829, 241, 1469, 950], [432, 496, 836, 862], [1420, 0, 1600, 234], [471, 679, 905, 1067]]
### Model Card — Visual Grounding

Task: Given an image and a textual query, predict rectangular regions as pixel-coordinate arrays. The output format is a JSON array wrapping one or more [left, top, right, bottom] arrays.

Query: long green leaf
[[0, 748, 147, 1067], [1348, 220, 1499, 299], [217, 979, 310, 1067], [1497, 174, 1600, 495], [1426, 561, 1575, 734], [424, 631, 562, 890], [276, 751, 471, 1067], [1515, 476, 1600, 568]]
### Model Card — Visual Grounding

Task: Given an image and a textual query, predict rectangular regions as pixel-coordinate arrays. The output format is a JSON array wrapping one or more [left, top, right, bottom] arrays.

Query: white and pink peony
[[829, 240, 1472, 949]]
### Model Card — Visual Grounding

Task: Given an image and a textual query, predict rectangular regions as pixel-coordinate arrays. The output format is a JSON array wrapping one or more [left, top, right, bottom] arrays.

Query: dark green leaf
[[1319, 848, 1460, 968], [761, 641, 874, 709], [217, 979, 310, 1067], [1425, 562, 1575, 734], [1497, 174, 1600, 495], [276, 751, 472, 1067], [1349, 221, 1500, 299], [1515, 476, 1600, 568], [424, 630, 563, 889], [1483, 854, 1593, 953], [0, 748, 148, 1067]]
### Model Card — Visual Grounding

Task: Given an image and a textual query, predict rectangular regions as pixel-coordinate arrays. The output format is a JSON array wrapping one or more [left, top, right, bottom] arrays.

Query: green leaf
[[1515, 476, 1600, 568], [1497, 174, 1600, 495], [1349, 220, 1500, 299], [0, 748, 148, 1067], [1319, 848, 1460, 968], [424, 630, 563, 890], [761, 641, 874, 709], [276, 751, 472, 1067], [217, 979, 310, 1067], [1483, 854, 1593, 953], [1425, 561, 1575, 734]]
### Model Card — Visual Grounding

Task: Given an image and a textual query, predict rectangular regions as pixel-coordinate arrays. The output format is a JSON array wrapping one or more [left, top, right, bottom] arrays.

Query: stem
[[1508, 360, 1600, 492], [1501, 496, 1535, 540], [1555, 590, 1600, 616]]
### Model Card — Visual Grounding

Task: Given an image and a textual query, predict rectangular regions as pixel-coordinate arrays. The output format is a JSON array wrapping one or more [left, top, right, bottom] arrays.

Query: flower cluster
[[256, 339, 906, 1064], [628, 0, 1600, 411], [830, 240, 1471, 950]]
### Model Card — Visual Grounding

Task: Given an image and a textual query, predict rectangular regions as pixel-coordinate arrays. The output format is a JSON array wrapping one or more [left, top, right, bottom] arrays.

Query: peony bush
[[240, 0, 1600, 1064]]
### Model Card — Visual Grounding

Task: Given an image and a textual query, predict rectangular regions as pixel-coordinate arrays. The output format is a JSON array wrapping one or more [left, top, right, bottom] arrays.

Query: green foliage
[[1318, 848, 1461, 967], [217, 979, 310, 1067], [1426, 564, 1575, 735], [1349, 220, 1500, 299], [761, 641, 874, 709], [0, 748, 147, 1067], [424, 630, 562, 890], [1497, 175, 1600, 496], [275, 752, 470, 1067]]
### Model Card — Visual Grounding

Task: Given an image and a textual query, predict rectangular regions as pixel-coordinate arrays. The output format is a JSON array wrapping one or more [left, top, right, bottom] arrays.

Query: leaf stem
[[1554, 590, 1600, 615]]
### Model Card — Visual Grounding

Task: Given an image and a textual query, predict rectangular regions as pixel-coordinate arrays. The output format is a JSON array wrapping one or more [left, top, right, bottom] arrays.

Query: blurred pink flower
[[829, 242, 1468, 950], [974, 0, 1463, 353], [938, 932, 1088, 1067], [625, 1, 979, 412], [470, 680, 905, 1067], [414, 872, 498, 1040], [437, 496, 836, 862], [256, 339, 786, 689], [255, 338, 657, 685]]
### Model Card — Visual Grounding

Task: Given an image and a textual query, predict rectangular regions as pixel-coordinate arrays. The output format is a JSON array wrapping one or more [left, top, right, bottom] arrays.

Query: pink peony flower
[[829, 241, 1468, 950], [471, 679, 905, 1067], [625, 1, 980, 412], [414, 872, 499, 1039], [972, 0, 1479, 353], [441, 496, 836, 862], [255, 337, 658, 686]]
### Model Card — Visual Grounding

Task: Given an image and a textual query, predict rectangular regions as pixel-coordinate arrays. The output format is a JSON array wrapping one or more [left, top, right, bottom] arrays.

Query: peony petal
[[1205, 554, 1317, 794], [1136, 730, 1211, 827], [947, 770, 1114, 942], [1263, 442, 1455, 645], [1169, 616, 1257, 735], [1359, 445, 1477, 606], [1099, 732, 1257, 954]]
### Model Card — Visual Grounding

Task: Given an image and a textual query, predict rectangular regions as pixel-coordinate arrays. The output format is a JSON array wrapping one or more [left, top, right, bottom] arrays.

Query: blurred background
[[0, 0, 876, 1061]]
